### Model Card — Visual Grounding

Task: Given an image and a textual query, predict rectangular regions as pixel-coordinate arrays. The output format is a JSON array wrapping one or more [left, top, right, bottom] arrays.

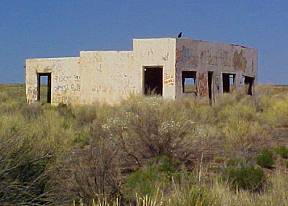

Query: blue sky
[[0, 0, 287, 84]]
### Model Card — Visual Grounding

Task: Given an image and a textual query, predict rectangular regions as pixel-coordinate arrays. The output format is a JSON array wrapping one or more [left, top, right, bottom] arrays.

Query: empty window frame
[[37, 73, 51, 103], [182, 71, 197, 93], [222, 73, 235, 93]]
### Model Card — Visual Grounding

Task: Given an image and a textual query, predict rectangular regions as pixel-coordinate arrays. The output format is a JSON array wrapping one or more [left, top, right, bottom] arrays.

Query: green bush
[[222, 165, 265, 192], [123, 156, 177, 199], [274, 146, 288, 159], [256, 149, 274, 169]]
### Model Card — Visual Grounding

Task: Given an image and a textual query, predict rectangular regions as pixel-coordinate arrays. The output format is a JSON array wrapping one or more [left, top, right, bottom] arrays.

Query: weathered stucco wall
[[133, 38, 176, 99], [25, 37, 257, 105], [78, 38, 176, 104], [175, 39, 258, 98], [26, 57, 80, 104], [79, 51, 140, 104]]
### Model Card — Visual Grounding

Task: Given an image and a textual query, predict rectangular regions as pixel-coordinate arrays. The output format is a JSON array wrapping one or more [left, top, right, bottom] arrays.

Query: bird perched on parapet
[[177, 32, 182, 38]]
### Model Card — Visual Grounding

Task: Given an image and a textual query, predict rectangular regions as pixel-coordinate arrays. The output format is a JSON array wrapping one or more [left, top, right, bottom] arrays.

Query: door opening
[[244, 76, 254, 95], [208, 71, 213, 104], [222, 73, 235, 93], [37, 73, 51, 103], [144, 67, 163, 96]]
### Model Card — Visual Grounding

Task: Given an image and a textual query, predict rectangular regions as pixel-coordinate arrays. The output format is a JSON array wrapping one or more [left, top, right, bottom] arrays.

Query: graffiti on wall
[[92, 84, 112, 94], [91, 84, 137, 96], [53, 75, 80, 83], [164, 73, 174, 86], [162, 53, 169, 61], [53, 75, 80, 93], [54, 84, 80, 92], [52, 74, 81, 104]]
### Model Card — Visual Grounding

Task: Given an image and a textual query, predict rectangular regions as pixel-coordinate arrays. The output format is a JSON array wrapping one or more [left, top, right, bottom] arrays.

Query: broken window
[[37, 73, 51, 103], [182, 71, 197, 93], [244, 76, 254, 95], [144, 67, 163, 95], [222, 73, 235, 93]]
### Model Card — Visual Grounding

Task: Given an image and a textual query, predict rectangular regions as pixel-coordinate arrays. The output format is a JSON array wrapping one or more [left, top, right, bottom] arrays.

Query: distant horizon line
[[0, 82, 287, 86]]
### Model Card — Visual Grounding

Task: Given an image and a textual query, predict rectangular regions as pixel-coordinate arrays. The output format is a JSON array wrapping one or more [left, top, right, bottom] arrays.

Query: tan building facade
[[25, 37, 257, 105]]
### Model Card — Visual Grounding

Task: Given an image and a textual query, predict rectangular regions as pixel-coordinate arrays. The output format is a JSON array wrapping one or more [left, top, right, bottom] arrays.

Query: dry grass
[[0, 84, 287, 205]]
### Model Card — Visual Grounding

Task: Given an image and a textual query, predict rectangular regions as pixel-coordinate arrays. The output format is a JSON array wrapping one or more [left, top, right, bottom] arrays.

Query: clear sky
[[0, 0, 287, 84]]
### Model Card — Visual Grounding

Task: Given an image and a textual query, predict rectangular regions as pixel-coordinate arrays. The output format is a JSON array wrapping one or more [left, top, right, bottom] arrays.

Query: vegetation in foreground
[[0, 84, 287, 206]]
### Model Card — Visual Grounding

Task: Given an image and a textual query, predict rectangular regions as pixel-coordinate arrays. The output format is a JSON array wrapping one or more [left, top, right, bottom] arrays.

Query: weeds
[[0, 84, 287, 205], [256, 149, 275, 169]]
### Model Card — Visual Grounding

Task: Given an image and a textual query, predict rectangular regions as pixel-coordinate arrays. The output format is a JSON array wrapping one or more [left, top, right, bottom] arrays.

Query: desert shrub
[[274, 146, 288, 159], [123, 165, 163, 199], [222, 164, 265, 192], [175, 97, 216, 124], [74, 105, 98, 127], [222, 119, 265, 157], [116, 96, 198, 168], [73, 129, 90, 146], [1, 84, 288, 205], [216, 98, 267, 157], [0, 132, 54, 205], [51, 120, 122, 205], [154, 155, 178, 176], [256, 149, 274, 169], [212, 170, 288, 206], [217, 99, 256, 123], [226, 157, 247, 167], [123, 156, 177, 200]]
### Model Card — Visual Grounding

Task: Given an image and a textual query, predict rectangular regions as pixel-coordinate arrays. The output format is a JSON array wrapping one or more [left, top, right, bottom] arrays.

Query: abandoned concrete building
[[25, 37, 257, 105]]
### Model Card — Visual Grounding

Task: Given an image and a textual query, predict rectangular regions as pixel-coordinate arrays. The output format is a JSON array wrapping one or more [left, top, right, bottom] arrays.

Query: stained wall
[[175, 38, 258, 99], [25, 37, 257, 105]]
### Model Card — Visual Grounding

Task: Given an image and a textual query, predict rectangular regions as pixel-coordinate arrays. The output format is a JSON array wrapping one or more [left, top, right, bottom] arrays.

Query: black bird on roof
[[177, 32, 182, 38]]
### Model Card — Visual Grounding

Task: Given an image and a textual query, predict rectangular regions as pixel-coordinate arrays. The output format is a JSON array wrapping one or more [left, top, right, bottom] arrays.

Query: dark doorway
[[144, 67, 163, 95], [244, 76, 254, 95], [37, 73, 51, 103], [222, 73, 235, 93], [208, 71, 213, 103]]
